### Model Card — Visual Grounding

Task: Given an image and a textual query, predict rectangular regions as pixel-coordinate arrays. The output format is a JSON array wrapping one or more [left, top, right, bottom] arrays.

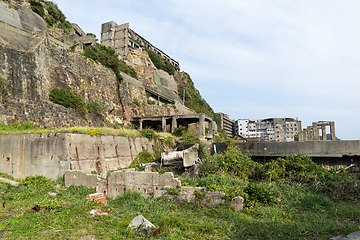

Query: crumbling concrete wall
[[0, 133, 154, 179], [65, 169, 181, 198]]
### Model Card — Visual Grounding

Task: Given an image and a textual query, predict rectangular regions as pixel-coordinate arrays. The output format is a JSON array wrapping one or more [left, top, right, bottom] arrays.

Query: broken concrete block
[[90, 209, 108, 216], [201, 191, 226, 208], [231, 196, 244, 211], [86, 193, 107, 205]]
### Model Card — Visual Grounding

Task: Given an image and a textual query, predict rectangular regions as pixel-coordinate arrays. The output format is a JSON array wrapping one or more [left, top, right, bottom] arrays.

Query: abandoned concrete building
[[218, 113, 235, 136], [235, 118, 302, 142], [132, 113, 217, 140], [299, 121, 336, 141], [101, 21, 180, 71]]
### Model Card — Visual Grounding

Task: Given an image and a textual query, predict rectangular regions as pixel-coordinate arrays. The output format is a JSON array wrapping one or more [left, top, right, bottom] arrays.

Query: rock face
[[0, 3, 196, 128]]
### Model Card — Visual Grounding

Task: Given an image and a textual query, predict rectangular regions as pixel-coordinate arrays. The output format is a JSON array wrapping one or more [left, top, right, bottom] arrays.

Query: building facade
[[235, 118, 301, 142], [101, 21, 180, 71], [218, 113, 235, 136]]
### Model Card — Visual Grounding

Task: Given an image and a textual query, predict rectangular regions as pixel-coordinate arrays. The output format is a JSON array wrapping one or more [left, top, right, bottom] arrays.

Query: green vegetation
[[1, 150, 360, 239], [128, 150, 155, 171], [145, 49, 175, 75], [28, 0, 72, 34], [49, 86, 87, 115], [83, 43, 138, 81], [178, 72, 221, 126], [140, 127, 156, 139], [147, 99, 156, 105], [0, 76, 10, 103], [133, 98, 140, 108], [87, 100, 106, 114]]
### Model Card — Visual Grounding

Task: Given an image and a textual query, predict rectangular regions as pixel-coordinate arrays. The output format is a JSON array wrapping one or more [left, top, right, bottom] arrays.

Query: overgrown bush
[[133, 98, 141, 108], [145, 49, 175, 75], [49, 86, 86, 115], [147, 99, 156, 105], [172, 126, 187, 137], [128, 150, 155, 171], [87, 100, 106, 114], [21, 175, 52, 187], [29, 0, 45, 17], [83, 43, 138, 81], [140, 127, 156, 139], [199, 148, 261, 179]]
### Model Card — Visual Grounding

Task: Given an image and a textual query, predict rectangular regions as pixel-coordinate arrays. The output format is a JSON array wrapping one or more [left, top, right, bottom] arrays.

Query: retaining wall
[[0, 133, 154, 179]]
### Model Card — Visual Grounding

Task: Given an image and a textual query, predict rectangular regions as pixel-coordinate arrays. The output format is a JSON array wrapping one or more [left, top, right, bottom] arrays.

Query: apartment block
[[235, 118, 301, 142], [101, 21, 180, 71]]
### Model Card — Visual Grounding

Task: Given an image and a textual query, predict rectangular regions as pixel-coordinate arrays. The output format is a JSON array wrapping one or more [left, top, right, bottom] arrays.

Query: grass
[[0, 122, 173, 139], [0, 176, 359, 239]]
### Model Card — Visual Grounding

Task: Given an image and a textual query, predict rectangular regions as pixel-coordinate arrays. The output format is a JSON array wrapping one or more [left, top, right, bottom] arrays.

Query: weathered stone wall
[[0, 40, 124, 127], [0, 133, 154, 179], [65, 169, 182, 198]]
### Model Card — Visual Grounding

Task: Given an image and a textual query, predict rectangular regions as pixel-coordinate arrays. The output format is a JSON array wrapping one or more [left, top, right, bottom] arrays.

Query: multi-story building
[[235, 118, 301, 142], [218, 113, 235, 136], [100, 21, 180, 71]]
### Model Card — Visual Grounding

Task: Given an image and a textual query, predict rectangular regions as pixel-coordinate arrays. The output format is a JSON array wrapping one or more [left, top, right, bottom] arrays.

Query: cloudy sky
[[56, 0, 360, 140]]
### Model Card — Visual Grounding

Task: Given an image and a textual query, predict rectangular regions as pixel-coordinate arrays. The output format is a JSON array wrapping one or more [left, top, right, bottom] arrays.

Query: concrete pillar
[[171, 116, 177, 133], [330, 122, 336, 141], [312, 122, 319, 141], [139, 120, 143, 130], [161, 117, 166, 132], [199, 114, 206, 139], [321, 125, 326, 141], [307, 126, 312, 141], [299, 131, 304, 142]]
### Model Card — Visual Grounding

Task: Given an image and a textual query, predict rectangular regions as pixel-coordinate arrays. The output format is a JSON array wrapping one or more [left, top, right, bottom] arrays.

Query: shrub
[[128, 150, 155, 171], [83, 43, 138, 81], [147, 99, 156, 105], [133, 98, 141, 108], [145, 49, 175, 75], [21, 175, 52, 187], [140, 127, 156, 139], [87, 100, 106, 114], [172, 126, 187, 137], [49, 86, 86, 115], [29, 1, 45, 17]]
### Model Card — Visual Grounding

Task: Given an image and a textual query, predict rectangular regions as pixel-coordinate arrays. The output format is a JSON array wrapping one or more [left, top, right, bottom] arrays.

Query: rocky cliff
[[0, 0, 207, 129]]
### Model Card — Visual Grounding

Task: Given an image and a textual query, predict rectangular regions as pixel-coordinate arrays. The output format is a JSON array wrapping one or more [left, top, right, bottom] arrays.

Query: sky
[[55, 0, 360, 140]]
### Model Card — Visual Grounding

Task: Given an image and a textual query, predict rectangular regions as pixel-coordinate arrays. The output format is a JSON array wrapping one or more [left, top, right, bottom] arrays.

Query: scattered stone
[[201, 191, 226, 208], [47, 192, 57, 197], [127, 215, 156, 236], [231, 196, 244, 211], [89, 209, 108, 216]]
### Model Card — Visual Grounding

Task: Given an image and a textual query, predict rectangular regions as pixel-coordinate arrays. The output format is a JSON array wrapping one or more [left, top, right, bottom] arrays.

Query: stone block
[[201, 191, 225, 208], [231, 196, 244, 211]]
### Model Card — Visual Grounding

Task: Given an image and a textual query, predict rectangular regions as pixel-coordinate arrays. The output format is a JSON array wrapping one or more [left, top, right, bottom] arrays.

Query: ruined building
[[299, 121, 336, 141], [101, 21, 180, 71], [235, 118, 301, 142]]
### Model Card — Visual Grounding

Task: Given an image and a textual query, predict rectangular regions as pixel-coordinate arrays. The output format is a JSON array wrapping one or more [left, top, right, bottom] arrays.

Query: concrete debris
[[231, 196, 244, 212], [86, 193, 107, 205], [127, 215, 156, 235], [0, 177, 19, 187], [89, 209, 108, 216], [162, 150, 198, 167], [47, 192, 57, 197], [179, 164, 200, 179], [201, 191, 226, 208]]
